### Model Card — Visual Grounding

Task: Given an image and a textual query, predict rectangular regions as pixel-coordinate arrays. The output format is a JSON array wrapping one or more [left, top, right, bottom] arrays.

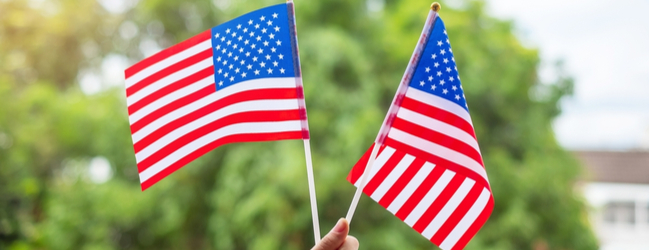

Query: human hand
[[311, 218, 359, 250]]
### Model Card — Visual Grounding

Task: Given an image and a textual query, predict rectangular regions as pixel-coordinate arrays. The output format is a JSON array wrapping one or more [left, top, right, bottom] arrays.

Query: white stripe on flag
[[405, 87, 473, 127], [439, 187, 491, 250], [353, 147, 397, 187], [396, 107, 481, 155], [139, 120, 303, 182], [127, 58, 213, 105], [131, 78, 298, 143], [129, 75, 214, 124], [421, 177, 476, 239], [404, 169, 455, 226], [370, 154, 415, 201], [125, 39, 212, 88], [135, 99, 300, 162], [387, 128, 488, 182], [387, 162, 435, 214]]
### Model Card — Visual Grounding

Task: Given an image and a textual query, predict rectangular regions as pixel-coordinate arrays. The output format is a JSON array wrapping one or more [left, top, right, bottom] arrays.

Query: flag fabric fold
[[347, 13, 493, 250], [125, 3, 308, 190]]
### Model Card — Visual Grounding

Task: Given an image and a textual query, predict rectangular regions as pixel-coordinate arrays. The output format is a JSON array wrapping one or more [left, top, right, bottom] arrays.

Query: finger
[[339, 236, 359, 250], [311, 218, 349, 250]]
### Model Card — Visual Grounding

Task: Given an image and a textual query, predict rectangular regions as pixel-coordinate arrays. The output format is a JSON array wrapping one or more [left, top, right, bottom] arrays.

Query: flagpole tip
[[431, 2, 441, 12]]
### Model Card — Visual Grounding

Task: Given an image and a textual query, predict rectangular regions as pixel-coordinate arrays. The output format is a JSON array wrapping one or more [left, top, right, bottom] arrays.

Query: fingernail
[[333, 218, 346, 233]]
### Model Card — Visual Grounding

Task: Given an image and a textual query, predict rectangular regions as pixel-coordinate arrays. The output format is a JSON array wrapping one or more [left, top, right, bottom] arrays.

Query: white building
[[575, 151, 649, 250]]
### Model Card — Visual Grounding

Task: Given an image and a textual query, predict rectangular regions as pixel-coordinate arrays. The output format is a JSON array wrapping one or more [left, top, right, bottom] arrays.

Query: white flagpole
[[303, 139, 321, 242], [345, 143, 381, 222], [286, 0, 321, 243], [344, 3, 440, 225]]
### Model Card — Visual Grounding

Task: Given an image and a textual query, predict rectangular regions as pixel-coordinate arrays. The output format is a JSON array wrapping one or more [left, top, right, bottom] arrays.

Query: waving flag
[[125, 3, 308, 190], [347, 11, 493, 250]]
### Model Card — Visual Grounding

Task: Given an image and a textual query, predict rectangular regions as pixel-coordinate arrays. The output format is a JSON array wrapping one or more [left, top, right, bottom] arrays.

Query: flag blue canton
[[211, 3, 296, 90], [409, 17, 468, 110]]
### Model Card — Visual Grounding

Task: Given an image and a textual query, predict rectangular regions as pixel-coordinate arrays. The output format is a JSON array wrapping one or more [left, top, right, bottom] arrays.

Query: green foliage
[[0, 0, 597, 249]]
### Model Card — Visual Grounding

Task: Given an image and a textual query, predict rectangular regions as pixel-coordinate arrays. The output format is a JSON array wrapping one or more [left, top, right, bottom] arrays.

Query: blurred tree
[[0, 0, 597, 249]]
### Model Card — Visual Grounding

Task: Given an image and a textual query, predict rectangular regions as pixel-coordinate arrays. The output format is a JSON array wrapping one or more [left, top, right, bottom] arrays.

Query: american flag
[[125, 3, 308, 190], [347, 13, 493, 250]]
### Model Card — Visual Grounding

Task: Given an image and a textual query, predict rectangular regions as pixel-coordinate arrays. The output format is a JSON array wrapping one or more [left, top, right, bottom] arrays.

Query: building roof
[[573, 151, 649, 184]]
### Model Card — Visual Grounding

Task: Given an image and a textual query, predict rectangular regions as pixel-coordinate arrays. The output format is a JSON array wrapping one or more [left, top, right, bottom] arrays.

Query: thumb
[[311, 218, 349, 250]]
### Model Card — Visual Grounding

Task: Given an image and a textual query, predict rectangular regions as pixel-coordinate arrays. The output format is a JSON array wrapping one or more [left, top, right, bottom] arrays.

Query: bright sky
[[481, 0, 649, 150]]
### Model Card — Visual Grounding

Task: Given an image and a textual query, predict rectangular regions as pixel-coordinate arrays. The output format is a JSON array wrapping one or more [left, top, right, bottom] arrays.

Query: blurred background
[[0, 0, 647, 249]]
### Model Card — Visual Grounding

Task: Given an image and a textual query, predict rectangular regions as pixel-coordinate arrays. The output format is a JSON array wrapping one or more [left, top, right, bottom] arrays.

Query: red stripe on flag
[[130, 84, 214, 134], [391, 117, 483, 166], [137, 109, 302, 172], [377, 158, 426, 208], [125, 30, 212, 79], [128, 66, 214, 115], [451, 196, 494, 250], [384, 137, 490, 190], [126, 48, 213, 97], [346, 144, 388, 184], [347, 144, 374, 184], [430, 182, 483, 245], [139, 131, 304, 191], [133, 88, 299, 153], [412, 174, 465, 233], [400, 97, 476, 139], [394, 165, 446, 220], [363, 150, 406, 195]]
